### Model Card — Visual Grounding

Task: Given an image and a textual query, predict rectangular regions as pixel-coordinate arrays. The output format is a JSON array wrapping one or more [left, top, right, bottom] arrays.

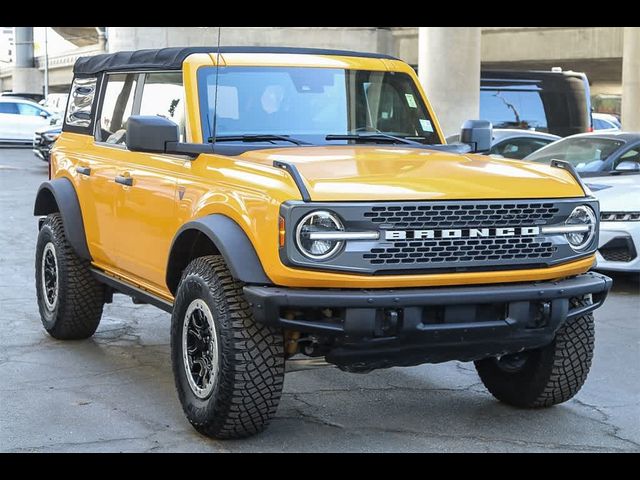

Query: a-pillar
[[622, 27, 640, 131], [418, 27, 481, 139], [12, 27, 42, 95]]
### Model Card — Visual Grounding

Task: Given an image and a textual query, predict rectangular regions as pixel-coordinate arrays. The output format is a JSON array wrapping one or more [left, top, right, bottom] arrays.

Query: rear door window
[[0, 102, 19, 115], [17, 103, 44, 116], [97, 73, 138, 145]]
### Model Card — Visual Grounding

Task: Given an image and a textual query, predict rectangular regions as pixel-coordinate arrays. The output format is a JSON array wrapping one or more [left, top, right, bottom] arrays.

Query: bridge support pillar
[[418, 27, 481, 138], [622, 27, 640, 131], [12, 27, 42, 95]]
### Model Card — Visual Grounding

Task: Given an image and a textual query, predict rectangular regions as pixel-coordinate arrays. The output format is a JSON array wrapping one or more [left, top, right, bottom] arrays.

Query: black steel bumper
[[244, 272, 612, 368]]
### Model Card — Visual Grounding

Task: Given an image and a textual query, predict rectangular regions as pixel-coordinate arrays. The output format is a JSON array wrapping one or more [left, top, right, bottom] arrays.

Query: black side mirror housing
[[127, 115, 179, 154], [460, 120, 492, 154]]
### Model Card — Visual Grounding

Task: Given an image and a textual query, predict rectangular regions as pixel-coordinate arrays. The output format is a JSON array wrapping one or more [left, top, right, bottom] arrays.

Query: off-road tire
[[171, 255, 285, 439], [35, 213, 105, 339], [474, 297, 595, 408]]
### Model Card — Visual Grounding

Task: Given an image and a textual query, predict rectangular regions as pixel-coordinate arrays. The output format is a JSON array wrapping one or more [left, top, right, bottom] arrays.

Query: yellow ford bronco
[[34, 46, 612, 439]]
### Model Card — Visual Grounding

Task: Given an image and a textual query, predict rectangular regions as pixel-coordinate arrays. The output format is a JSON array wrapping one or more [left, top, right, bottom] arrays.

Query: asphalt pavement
[[1, 147, 638, 452]]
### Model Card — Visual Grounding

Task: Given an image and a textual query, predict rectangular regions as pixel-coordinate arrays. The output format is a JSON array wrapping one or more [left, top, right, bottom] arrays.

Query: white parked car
[[592, 113, 621, 132], [586, 175, 640, 274], [0, 97, 57, 144]]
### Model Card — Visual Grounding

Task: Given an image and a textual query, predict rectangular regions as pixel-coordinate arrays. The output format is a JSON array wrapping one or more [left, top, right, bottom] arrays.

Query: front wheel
[[474, 297, 595, 408], [35, 213, 105, 339], [171, 255, 285, 439]]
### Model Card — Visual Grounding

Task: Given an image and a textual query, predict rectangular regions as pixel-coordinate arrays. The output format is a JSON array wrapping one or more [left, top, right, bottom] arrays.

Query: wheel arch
[[33, 178, 91, 260], [166, 214, 272, 295]]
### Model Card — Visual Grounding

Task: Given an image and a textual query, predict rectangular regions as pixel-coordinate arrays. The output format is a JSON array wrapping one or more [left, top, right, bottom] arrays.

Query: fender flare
[[166, 214, 272, 293], [33, 178, 91, 260]]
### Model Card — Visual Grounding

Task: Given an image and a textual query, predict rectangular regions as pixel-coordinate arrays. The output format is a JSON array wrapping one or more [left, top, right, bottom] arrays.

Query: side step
[[90, 268, 174, 313]]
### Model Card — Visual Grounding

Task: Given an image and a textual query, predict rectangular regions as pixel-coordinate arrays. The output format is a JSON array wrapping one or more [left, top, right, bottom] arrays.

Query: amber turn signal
[[279, 216, 286, 247]]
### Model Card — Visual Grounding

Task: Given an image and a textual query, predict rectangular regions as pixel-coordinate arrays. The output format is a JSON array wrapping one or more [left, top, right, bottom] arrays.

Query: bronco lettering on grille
[[384, 226, 541, 241]]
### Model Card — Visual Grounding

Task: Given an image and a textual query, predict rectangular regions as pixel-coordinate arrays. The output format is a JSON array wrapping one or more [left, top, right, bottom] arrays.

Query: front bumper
[[595, 221, 640, 273], [32, 146, 51, 162], [244, 272, 612, 368]]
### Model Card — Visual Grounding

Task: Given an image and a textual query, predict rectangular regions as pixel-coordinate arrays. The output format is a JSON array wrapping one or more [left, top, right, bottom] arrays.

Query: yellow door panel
[[113, 154, 186, 288], [89, 143, 184, 290]]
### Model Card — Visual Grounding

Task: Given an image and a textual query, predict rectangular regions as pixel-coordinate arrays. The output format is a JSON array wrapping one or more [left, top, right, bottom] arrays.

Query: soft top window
[[65, 76, 97, 130]]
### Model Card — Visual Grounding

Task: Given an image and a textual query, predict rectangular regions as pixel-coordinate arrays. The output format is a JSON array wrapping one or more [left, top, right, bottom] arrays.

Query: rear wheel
[[35, 213, 105, 339], [171, 255, 285, 439], [474, 297, 595, 408]]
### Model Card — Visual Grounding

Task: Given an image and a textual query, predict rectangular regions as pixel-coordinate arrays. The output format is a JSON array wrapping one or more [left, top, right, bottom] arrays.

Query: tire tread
[[36, 213, 104, 339], [171, 255, 284, 439], [475, 297, 595, 408]]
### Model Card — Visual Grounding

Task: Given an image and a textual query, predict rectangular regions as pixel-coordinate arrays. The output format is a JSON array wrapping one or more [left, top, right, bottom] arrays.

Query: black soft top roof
[[73, 46, 399, 76]]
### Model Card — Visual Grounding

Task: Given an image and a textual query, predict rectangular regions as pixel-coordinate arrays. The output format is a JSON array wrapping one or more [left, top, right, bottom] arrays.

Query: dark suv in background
[[480, 69, 592, 137]]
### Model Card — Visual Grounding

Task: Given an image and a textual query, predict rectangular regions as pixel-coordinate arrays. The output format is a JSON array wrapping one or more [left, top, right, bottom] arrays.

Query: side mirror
[[615, 160, 640, 172], [39, 110, 50, 119], [127, 115, 179, 154], [460, 120, 492, 154]]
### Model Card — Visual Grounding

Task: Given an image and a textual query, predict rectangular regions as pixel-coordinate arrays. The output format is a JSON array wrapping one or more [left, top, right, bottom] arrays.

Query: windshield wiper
[[209, 134, 310, 145], [325, 133, 424, 146]]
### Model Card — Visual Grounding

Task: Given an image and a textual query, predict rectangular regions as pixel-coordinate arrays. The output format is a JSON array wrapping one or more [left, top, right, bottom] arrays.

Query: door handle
[[115, 175, 133, 187], [76, 166, 91, 176]]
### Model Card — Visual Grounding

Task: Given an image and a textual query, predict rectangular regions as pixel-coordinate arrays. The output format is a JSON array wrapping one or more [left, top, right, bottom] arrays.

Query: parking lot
[[0, 147, 638, 452]]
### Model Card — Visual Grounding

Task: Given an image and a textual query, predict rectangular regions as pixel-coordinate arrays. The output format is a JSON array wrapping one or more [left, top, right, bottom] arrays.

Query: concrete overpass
[[1, 27, 637, 132], [395, 27, 626, 96]]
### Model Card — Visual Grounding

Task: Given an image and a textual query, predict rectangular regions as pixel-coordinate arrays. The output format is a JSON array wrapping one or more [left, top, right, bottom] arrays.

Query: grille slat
[[365, 202, 559, 228], [366, 236, 556, 266]]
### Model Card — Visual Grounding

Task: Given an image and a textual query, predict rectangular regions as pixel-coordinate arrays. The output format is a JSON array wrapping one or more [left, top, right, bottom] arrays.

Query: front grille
[[281, 198, 593, 275], [363, 202, 560, 229], [364, 236, 556, 266], [360, 201, 561, 268]]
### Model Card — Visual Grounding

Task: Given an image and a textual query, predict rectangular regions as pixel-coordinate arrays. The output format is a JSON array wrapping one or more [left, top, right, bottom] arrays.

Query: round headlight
[[565, 205, 597, 250], [295, 211, 344, 260]]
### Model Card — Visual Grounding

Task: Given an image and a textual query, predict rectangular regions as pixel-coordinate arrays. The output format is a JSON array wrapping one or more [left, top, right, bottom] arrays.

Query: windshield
[[197, 67, 441, 145], [525, 137, 624, 173]]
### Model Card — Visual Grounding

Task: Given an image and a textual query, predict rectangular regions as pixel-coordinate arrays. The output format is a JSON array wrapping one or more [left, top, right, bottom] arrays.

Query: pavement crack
[[285, 394, 344, 429], [571, 398, 640, 450]]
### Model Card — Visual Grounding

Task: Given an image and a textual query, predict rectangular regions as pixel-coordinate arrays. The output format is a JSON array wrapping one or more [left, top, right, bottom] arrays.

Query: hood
[[239, 146, 585, 201], [585, 174, 640, 212]]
